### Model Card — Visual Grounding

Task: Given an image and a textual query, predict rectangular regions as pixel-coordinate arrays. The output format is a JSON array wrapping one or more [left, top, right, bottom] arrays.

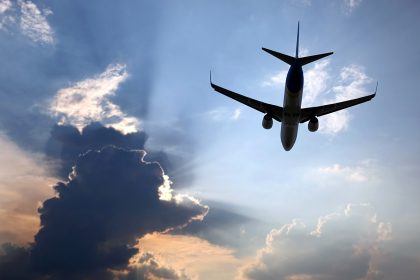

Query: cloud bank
[[0, 146, 208, 279], [241, 204, 392, 280]]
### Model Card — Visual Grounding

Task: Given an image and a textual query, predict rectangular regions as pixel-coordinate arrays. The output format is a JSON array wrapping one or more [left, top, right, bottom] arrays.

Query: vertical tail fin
[[296, 21, 300, 58], [262, 21, 333, 66]]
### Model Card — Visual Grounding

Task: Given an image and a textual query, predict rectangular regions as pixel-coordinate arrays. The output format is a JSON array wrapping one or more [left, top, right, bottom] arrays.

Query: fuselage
[[281, 62, 304, 151]]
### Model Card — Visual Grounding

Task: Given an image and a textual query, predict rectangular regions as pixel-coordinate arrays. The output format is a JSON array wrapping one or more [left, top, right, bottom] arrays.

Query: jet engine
[[262, 114, 273, 129], [308, 116, 319, 132]]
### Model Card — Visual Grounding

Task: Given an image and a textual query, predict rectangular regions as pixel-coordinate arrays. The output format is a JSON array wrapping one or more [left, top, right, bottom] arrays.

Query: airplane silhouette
[[210, 22, 376, 151]]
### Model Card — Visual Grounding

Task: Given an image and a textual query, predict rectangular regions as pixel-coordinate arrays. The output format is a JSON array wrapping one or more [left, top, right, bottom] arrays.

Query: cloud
[[44, 122, 190, 192], [0, 0, 54, 44], [205, 107, 243, 122], [0, 132, 55, 246], [0, 243, 32, 279], [232, 108, 242, 120], [241, 204, 392, 280], [319, 64, 372, 135], [49, 64, 140, 134], [0, 146, 208, 279], [45, 122, 147, 179], [0, 0, 15, 30], [302, 60, 330, 106], [19, 0, 54, 44], [0, 0, 11, 14], [317, 159, 375, 183], [136, 233, 245, 280], [343, 0, 363, 14], [120, 252, 190, 280], [261, 70, 287, 88]]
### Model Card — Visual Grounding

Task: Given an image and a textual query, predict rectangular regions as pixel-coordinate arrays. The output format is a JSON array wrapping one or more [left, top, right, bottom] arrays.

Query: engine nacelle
[[308, 117, 319, 132], [262, 114, 273, 129]]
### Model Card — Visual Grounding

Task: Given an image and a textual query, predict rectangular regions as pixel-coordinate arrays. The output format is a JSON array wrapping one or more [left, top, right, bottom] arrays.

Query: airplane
[[210, 22, 377, 151]]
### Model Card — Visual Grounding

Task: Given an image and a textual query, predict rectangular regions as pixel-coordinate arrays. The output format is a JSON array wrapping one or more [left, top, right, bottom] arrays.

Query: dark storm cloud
[[45, 122, 147, 178], [0, 146, 207, 279], [0, 243, 33, 279], [45, 122, 187, 189]]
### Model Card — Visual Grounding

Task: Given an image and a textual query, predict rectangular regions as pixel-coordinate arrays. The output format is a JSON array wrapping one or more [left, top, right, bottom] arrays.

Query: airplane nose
[[282, 141, 293, 151], [281, 134, 294, 151], [281, 125, 298, 151]]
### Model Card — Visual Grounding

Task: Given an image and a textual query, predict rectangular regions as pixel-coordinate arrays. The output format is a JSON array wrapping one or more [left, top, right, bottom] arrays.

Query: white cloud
[[318, 159, 375, 182], [320, 64, 372, 134], [0, 0, 54, 44], [19, 0, 54, 44], [49, 63, 140, 134], [319, 163, 367, 182], [0, 0, 15, 30], [344, 0, 363, 14], [206, 107, 243, 122], [240, 203, 392, 280], [261, 70, 287, 88], [0, 0, 11, 14], [232, 108, 242, 120], [333, 64, 372, 102], [302, 59, 330, 106], [377, 222, 392, 242]]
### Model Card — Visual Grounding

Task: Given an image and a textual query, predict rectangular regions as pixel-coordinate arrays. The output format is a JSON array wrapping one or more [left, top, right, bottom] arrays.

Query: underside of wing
[[300, 93, 376, 123], [210, 80, 283, 122]]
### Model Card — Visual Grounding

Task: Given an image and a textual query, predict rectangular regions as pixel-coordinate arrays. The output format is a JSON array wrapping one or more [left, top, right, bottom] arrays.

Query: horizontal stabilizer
[[262, 47, 295, 65], [298, 52, 333, 66]]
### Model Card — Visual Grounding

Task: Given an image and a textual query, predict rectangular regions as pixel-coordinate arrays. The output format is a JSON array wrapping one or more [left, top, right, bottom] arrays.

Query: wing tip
[[370, 81, 378, 99], [209, 70, 215, 89]]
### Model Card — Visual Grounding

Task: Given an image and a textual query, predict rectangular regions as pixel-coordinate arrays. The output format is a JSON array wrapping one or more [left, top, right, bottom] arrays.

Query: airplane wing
[[299, 84, 377, 123], [210, 80, 283, 122]]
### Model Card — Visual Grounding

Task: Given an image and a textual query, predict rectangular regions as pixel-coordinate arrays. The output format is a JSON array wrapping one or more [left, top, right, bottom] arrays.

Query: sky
[[0, 0, 420, 279]]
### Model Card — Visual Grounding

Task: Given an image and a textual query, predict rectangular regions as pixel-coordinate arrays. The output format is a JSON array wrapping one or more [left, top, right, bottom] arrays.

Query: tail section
[[262, 47, 295, 65], [298, 52, 333, 65], [262, 22, 333, 66], [296, 21, 299, 58]]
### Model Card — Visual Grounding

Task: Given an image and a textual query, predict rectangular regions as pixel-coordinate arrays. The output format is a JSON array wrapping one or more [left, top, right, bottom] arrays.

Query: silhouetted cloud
[[0, 243, 33, 279], [120, 252, 190, 280], [45, 122, 147, 178], [0, 146, 207, 279]]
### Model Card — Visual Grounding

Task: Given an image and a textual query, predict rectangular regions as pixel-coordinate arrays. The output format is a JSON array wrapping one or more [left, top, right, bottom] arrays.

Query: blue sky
[[0, 0, 420, 279]]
